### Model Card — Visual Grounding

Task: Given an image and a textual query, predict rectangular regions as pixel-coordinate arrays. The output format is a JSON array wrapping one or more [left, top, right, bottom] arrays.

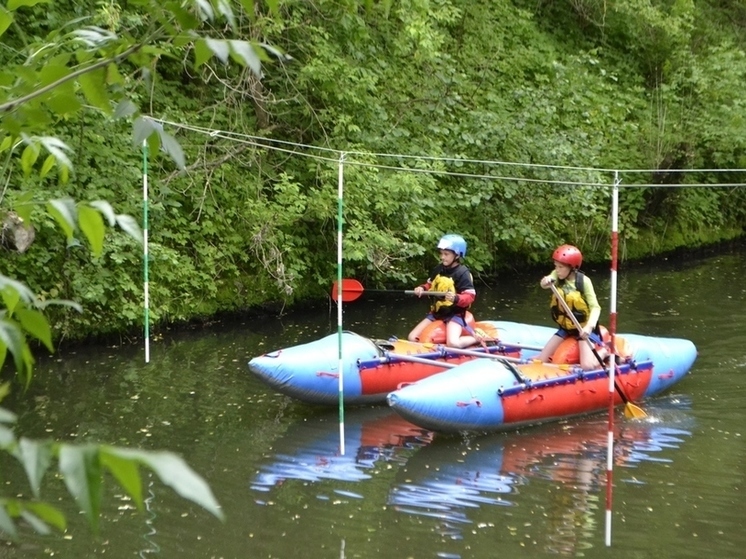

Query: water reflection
[[389, 396, 694, 555], [138, 478, 160, 559], [250, 407, 434, 494], [248, 397, 694, 556]]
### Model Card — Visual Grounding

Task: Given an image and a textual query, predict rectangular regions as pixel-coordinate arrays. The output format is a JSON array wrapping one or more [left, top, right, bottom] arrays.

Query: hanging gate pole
[[336, 152, 346, 455], [142, 140, 150, 363], [605, 171, 622, 546]]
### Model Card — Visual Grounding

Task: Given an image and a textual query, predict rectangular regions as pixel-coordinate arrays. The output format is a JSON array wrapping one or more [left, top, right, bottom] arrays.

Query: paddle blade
[[623, 402, 647, 420], [331, 279, 364, 302]]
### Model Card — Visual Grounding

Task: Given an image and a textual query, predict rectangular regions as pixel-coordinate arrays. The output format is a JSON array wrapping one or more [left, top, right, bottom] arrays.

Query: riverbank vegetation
[[2, 0, 745, 340]]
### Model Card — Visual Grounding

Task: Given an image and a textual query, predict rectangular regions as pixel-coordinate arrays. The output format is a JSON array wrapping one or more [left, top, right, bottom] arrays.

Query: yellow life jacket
[[550, 273, 590, 330], [429, 274, 456, 314]]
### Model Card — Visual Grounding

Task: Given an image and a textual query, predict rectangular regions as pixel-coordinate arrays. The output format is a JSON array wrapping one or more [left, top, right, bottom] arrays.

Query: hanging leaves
[[14, 309, 53, 353], [101, 447, 225, 521], [58, 444, 103, 529], [14, 438, 53, 497], [78, 205, 106, 257]]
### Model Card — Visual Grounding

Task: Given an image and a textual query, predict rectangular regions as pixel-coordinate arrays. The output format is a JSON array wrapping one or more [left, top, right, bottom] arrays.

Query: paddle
[[332, 278, 451, 303], [412, 343, 580, 384], [413, 343, 523, 364], [422, 344, 566, 367], [384, 350, 530, 385], [381, 352, 457, 369], [548, 281, 646, 419], [410, 339, 544, 353]]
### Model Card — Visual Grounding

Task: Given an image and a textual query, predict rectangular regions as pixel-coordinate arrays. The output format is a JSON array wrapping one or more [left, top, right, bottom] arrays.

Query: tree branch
[[0, 42, 145, 114]]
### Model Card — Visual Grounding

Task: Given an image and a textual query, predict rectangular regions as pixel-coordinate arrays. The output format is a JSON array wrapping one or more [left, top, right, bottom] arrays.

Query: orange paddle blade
[[331, 278, 365, 302]]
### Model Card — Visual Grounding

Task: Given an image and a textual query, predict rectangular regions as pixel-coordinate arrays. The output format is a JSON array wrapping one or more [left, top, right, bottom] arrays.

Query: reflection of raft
[[387, 322, 697, 433], [390, 405, 693, 533], [250, 408, 432, 490], [248, 317, 524, 405]]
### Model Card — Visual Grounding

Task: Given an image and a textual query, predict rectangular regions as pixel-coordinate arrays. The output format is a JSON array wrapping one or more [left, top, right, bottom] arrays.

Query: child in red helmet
[[537, 244, 603, 370], [407, 234, 478, 348]]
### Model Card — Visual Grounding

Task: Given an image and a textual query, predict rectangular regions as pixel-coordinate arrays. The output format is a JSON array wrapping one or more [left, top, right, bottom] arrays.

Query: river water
[[3, 242, 745, 558]]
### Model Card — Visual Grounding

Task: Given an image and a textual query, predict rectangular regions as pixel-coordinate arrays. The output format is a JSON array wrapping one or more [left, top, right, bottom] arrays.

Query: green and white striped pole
[[142, 139, 150, 363], [336, 151, 346, 455]]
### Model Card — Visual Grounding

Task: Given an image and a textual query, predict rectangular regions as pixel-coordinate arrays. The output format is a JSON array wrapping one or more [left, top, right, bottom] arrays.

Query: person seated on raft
[[536, 244, 608, 370], [407, 234, 480, 349]]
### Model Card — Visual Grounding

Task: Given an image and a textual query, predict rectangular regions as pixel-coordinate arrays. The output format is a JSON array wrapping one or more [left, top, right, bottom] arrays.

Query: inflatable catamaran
[[247, 319, 696, 426]]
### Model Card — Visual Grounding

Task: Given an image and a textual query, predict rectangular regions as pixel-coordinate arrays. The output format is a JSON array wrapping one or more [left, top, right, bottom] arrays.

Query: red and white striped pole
[[605, 171, 621, 546]]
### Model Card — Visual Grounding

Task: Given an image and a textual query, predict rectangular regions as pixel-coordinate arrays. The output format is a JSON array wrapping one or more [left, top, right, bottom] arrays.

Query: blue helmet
[[437, 234, 467, 258]]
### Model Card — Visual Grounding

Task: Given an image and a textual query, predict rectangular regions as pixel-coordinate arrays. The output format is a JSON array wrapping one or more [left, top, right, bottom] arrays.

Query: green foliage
[[1, 0, 744, 341], [0, 0, 277, 173], [0, 0, 289, 338]]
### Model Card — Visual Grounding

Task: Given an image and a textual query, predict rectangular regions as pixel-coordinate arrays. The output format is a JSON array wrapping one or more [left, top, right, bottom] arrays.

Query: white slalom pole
[[336, 152, 346, 455], [143, 140, 150, 363], [605, 171, 621, 546]]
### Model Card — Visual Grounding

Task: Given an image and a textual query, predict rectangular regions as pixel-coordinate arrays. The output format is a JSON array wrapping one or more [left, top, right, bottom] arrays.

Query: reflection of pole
[[545, 459, 598, 556], [336, 152, 346, 455], [142, 139, 150, 364], [339, 538, 345, 559], [605, 172, 621, 546], [138, 478, 159, 557]]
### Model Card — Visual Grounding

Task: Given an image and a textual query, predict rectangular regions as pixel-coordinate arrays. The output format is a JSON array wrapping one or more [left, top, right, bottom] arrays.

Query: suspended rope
[[148, 117, 746, 188]]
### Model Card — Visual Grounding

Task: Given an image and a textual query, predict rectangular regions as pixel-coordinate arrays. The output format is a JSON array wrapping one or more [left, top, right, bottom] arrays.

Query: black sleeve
[[454, 265, 475, 293]]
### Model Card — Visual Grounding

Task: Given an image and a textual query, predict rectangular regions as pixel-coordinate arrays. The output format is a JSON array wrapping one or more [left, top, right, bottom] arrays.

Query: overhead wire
[[150, 117, 746, 189]]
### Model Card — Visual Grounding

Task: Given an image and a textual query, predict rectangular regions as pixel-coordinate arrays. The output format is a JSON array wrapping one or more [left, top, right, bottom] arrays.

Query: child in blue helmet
[[407, 234, 478, 348]]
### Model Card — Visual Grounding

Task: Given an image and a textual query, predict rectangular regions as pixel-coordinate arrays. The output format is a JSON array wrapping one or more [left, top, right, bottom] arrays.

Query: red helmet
[[552, 244, 582, 268]]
